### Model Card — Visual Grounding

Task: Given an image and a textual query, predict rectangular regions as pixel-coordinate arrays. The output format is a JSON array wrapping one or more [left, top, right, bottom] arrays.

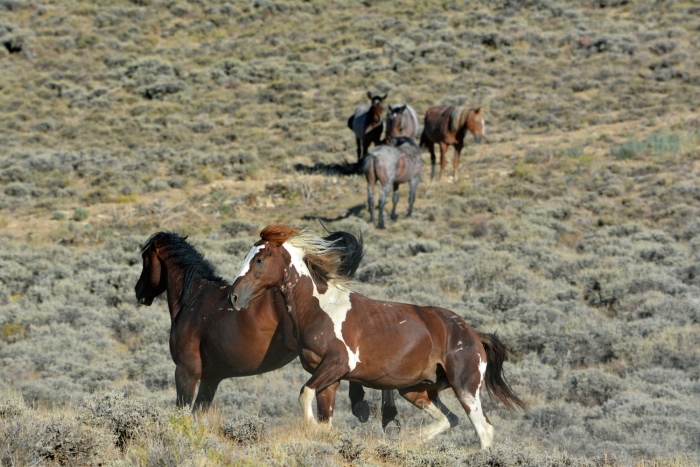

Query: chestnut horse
[[386, 103, 419, 139], [135, 231, 398, 426], [228, 226, 527, 447], [347, 92, 387, 162], [420, 106, 488, 181], [363, 136, 423, 229]]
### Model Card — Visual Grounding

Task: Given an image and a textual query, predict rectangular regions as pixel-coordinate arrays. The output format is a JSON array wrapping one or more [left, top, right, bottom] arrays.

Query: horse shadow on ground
[[294, 160, 360, 176], [302, 203, 366, 223]]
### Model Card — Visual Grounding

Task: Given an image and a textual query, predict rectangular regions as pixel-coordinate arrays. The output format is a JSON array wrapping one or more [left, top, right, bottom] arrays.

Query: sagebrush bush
[[221, 415, 267, 444]]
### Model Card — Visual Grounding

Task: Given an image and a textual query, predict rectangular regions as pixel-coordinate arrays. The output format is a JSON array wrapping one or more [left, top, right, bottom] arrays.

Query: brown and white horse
[[420, 106, 488, 181], [135, 231, 398, 426], [228, 226, 526, 446], [348, 92, 387, 162]]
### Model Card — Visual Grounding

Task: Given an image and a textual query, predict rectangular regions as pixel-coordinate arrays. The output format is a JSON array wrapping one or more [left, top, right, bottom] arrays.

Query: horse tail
[[347, 115, 355, 131], [419, 130, 430, 149], [477, 332, 528, 412]]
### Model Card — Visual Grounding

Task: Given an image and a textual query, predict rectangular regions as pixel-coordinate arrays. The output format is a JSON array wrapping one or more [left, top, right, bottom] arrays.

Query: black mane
[[321, 229, 365, 278], [141, 232, 225, 303]]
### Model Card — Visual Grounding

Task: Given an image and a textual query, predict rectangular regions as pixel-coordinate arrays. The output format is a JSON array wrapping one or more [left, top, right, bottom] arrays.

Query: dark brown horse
[[363, 136, 423, 229], [348, 92, 387, 162], [134, 231, 397, 426], [228, 226, 527, 447], [420, 106, 488, 181]]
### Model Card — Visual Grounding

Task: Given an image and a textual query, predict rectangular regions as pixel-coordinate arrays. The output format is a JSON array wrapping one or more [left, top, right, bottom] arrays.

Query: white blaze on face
[[283, 243, 361, 371], [232, 245, 265, 283]]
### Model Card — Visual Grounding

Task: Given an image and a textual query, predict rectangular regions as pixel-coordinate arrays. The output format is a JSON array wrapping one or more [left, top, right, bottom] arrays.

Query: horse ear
[[381, 93, 388, 100], [475, 107, 481, 114], [367, 91, 373, 100], [399, 105, 406, 112]]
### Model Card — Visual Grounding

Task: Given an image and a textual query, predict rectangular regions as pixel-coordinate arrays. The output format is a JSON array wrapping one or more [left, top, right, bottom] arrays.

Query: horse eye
[[256, 258, 263, 264]]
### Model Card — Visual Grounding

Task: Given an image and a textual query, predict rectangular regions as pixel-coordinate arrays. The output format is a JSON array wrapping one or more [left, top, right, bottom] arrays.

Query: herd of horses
[[348, 92, 488, 228], [135, 225, 526, 448]]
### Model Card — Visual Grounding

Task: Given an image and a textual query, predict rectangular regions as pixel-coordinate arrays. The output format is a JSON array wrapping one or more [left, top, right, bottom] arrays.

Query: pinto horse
[[420, 106, 488, 181], [363, 136, 423, 229], [135, 231, 398, 426], [347, 92, 387, 162], [229, 226, 527, 447], [386, 104, 419, 139]]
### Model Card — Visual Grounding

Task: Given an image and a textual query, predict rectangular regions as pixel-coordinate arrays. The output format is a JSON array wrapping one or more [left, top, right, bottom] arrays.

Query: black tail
[[347, 115, 355, 131], [478, 332, 528, 411], [419, 130, 430, 149], [321, 226, 365, 278]]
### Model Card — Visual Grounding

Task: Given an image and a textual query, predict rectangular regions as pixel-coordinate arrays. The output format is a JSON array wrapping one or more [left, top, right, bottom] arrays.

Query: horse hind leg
[[399, 388, 459, 442], [356, 137, 362, 161], [390, 182, 400, 221], [439, 143, 449, 181], [447, 352, 495, 448], [377, 182, 392, 229], [407, 175, 419, 217], [381, 390, 401, 433]]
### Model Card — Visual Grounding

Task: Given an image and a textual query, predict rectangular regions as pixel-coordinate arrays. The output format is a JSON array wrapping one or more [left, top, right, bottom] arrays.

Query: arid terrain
[[1, 0, 699, 465]]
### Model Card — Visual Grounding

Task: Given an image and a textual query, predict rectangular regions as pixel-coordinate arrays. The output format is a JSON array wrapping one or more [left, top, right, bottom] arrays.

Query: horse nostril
[[232, 294, 238, 303]]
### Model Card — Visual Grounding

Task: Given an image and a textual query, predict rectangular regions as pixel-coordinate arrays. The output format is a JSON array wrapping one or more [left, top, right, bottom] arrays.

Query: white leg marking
[[421, 403, 453, 441], [299, 386, 317, 425], [463, 354, 494, 448], [232, 245, 265, 283], [284, 243, 361, 371], [481, 118, 486, 136]]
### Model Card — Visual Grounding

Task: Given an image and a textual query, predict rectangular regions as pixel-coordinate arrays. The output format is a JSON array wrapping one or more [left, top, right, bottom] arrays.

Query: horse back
[[422, 106, 456, 144]]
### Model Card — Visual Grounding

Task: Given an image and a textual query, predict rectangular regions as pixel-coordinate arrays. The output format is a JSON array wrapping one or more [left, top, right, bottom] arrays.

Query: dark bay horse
[[348, 92, 387, 162], [386, 104, 419, 139], [420, 106, 488, 181], [134, 231, 397, 426], [229, 226, 527, 447], [363, 137, 423, 229]]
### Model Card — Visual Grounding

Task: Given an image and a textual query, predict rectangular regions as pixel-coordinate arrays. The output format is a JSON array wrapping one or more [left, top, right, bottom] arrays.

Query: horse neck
[[465, 110, 478, 134], [279, 257, 346, 331], [159, 255, 191, 322]]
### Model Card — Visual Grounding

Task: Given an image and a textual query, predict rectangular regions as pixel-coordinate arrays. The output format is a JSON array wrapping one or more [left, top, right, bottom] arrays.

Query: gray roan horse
[[363, 137, 423, 229], [348, 92, 387, 162], [420, 106, 487, 181], [386, 104, 419, 139]]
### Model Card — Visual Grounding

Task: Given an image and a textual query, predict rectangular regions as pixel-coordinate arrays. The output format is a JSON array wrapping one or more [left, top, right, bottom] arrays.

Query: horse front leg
[[316, 381, 340, 426], [193, 378, 222, 412], [299, 354, 349, 425], [381, 390, 401, 431], [175, 364, 199, 409], [377, 183, 391, 229], [439, 142, 449, 181], [454, 143, 464, 182], [349, 382, 370, 423], [390, 182, 400, 221]]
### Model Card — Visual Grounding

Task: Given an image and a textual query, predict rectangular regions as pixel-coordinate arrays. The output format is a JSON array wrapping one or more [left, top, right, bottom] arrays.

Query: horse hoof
[[383, 419, 402, 439], [352, 401, 370, 423], [377, 224, 386, 230], [390, 215, 398, 221]]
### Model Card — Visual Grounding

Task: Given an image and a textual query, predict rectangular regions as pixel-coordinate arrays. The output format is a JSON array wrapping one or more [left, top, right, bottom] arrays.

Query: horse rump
[[477, 332, 528, 411], [419, 130, 430, 149]]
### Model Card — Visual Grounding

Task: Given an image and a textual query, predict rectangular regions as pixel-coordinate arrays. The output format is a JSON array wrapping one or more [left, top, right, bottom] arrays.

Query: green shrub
[[72, 208, 89, 221]]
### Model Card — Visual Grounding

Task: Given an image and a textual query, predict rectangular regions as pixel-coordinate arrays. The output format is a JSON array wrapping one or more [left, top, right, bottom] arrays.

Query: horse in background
[[420, 106, 488, 181], [348, 92, 387, 162], [134, 231, 398, 426], [386, 104, 419, 139], [363, 137, 423, 229]]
